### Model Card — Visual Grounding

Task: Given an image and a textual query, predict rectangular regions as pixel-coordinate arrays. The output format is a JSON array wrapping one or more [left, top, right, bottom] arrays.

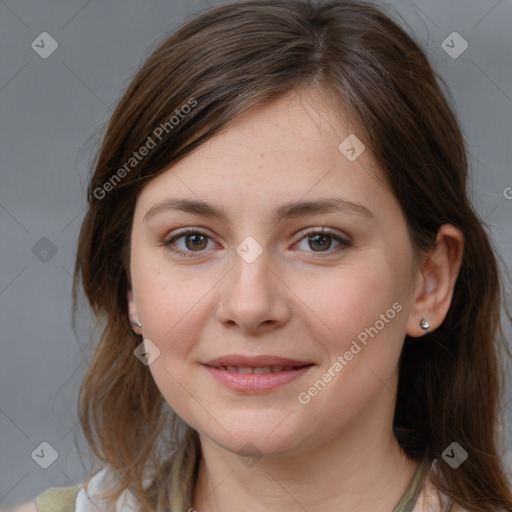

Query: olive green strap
[[35, 486, 80, 512], [392, 460, 429, 512]]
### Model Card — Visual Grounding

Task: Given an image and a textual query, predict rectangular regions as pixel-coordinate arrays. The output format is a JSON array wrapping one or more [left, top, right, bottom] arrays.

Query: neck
[[191, 390, 419, 512]]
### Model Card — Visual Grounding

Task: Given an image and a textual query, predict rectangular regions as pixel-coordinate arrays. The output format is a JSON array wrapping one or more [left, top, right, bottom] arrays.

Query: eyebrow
[[143, 197, 375, 224]]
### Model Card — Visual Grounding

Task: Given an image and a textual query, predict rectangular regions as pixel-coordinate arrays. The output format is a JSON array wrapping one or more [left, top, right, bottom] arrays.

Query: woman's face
[[128, 90, 421, 457]]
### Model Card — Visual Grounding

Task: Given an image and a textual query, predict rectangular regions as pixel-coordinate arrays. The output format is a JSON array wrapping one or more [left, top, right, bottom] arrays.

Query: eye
[[163, 227, 352, 258], [292, 228, 352, 257], [163, 229, 218, 257]]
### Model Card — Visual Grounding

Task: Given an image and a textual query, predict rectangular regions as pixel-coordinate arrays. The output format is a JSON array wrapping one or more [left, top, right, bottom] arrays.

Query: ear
[[406, 224, 464, 337], [127, 289, 143, 335]]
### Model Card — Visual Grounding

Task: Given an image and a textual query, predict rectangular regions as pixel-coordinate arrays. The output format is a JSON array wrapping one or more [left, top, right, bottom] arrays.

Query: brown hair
[[73, 1, 512, 511]]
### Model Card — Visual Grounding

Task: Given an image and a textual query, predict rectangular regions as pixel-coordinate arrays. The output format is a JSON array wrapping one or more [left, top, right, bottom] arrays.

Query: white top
[[75, 468, 140, 512]]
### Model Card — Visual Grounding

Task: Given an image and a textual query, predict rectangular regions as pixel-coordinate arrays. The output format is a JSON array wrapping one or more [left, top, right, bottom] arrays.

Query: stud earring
[[131, 321, 143, 328], [419, 318, 430, 331]]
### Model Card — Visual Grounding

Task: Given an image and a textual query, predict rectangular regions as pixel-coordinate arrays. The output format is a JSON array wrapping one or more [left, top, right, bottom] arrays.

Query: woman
[[11, 0, 512, 511]]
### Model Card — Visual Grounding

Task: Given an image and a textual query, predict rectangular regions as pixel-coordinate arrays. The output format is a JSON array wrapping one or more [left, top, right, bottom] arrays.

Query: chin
[[198, 422, 307, 459]]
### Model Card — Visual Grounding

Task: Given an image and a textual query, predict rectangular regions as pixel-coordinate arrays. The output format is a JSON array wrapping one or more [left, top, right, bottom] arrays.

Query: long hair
[[73, 1, 512, 510]]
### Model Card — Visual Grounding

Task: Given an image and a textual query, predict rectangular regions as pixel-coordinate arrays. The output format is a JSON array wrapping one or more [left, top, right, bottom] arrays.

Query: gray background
[[1, 0, 511, 508]]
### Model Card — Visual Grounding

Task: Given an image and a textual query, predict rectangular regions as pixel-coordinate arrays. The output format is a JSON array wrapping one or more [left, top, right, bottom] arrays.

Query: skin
[[127, 88, 464, 512]]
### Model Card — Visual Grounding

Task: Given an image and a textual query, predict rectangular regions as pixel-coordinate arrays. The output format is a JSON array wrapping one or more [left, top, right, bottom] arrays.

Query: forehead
[[135, 89, 393, 221], [190, 89, 363, 169]]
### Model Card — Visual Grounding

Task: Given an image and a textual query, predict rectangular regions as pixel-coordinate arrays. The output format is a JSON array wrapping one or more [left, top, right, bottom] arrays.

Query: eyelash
[[163, 227, 352, 259]]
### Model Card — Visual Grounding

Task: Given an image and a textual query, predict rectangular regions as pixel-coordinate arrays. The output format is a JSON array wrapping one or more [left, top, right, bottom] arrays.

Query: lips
[[203, 354, 313, 369], [202, 354, 314, 392], [217, 365, 303, 374]]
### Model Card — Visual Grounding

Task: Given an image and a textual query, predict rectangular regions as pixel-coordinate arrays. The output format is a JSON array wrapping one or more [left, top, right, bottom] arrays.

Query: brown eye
[[164, 229, 216, 257], [183, 233, 208, 251], [308, 233, 334, 252], [293, 228, 352, 256]]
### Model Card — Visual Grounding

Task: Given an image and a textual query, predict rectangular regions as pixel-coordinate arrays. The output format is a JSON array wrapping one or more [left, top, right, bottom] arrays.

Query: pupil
[[186, 234, 207, 250], [310, 234, 330, 251]]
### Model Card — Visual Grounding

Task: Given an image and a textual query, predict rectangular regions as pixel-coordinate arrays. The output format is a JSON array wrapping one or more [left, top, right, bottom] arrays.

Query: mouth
[[206, 364, 313, 374], [203, 354, 314, 368], [201, 356, 315, 392]]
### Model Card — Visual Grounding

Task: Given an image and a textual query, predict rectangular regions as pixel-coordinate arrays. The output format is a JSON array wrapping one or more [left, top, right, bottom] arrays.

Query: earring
[[131, 321, 143, 328], [419, 318, 430, 331]]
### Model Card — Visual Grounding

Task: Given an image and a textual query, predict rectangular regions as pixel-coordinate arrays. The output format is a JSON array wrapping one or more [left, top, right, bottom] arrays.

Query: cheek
[[136, 278, 206, 353], [292, 264, 406, 433], [296, 259, 405, 349], [131, 251, 230, 365]]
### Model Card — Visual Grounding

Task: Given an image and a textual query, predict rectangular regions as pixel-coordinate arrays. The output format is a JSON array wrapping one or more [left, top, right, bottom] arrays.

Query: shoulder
[[6, 486, 79, 512], [38, 487, 80, 512], [6, 472, 103, 512], [6, 501, 38, 512], [413, 460, 500, 512], [7, 467, 143, 512]]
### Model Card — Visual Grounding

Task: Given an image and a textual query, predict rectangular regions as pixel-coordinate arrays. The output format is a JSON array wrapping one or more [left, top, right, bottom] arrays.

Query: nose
[[215, 246, 292, 334]]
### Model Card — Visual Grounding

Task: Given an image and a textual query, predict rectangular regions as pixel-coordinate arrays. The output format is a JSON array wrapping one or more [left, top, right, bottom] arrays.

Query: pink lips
[[202, 354, 314, 393]]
